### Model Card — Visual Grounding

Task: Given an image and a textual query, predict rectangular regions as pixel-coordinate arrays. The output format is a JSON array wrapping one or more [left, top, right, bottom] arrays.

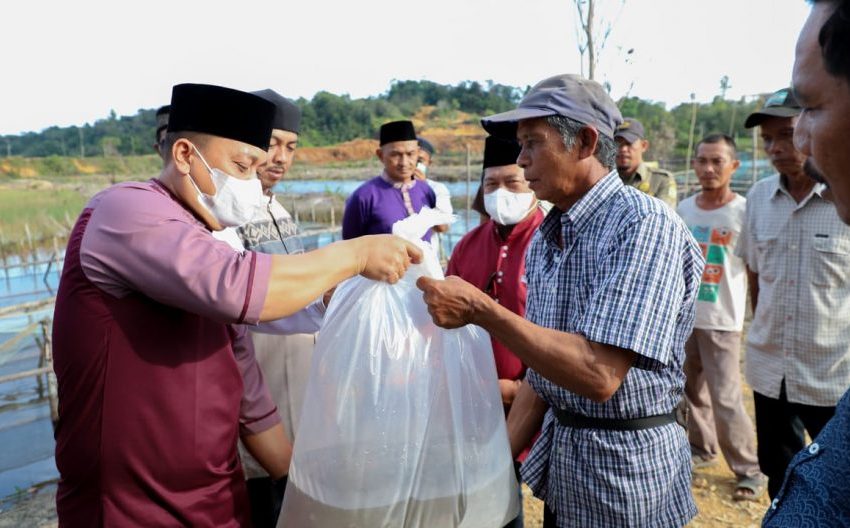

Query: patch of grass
[[0, 188, 87, 250], [0, 155, 161, 179]]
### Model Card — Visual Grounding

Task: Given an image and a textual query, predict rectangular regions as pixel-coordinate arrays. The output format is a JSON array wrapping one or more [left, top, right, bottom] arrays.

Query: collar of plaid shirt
[[539, 170, 623, 249]]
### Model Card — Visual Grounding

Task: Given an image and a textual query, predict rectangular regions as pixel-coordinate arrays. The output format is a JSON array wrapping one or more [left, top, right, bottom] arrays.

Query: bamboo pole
[[40, 319, 59, 424], [465, 144, 471, 232], [728, 104, 738, 137], [24, 223, 34, 259], [684, 94, 698, 196], [0, 298, 55, 317], [0, 322, 40, 354], [752, 125, 758, 185], [35, 331, 46, 397], [0, 228, 8, 289], [0, 256, 63, 269], [0, 367, 54, 385]]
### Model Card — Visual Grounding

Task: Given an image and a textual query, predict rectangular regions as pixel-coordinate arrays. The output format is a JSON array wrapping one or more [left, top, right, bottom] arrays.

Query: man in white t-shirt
[[678, 134, 766, 501]]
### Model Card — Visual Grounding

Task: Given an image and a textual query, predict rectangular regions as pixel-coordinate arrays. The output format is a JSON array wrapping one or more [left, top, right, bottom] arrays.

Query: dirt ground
[[519, 465, 768, 527], [0, 483, 57, 528], [0, 461, 769, 528], [518, 377, 770, 528], [520, 458, 769, 528]]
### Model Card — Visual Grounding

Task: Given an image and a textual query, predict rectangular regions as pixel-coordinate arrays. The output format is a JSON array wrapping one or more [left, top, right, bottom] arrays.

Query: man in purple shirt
[[52, 84, 421, 527], [342, 120, 437, 241]]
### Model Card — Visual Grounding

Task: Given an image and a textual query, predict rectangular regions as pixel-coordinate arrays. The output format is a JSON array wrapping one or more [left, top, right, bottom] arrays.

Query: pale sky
[[0, 0, 810, 136]]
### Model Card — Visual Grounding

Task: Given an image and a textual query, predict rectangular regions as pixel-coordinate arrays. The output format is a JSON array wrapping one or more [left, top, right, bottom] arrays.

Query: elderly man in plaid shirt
[[418, 74, 703, 527]]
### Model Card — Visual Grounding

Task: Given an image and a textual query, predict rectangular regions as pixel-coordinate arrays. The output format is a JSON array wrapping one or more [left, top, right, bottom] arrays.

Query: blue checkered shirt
[[520, 171, 704, 527]]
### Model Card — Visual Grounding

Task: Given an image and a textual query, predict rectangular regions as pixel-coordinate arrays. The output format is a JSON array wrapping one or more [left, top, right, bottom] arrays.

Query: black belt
[[553, 408, 676, 431]]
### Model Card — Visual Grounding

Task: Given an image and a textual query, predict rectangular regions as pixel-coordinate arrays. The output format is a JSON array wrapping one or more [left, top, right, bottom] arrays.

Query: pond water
[[0, 254, 61, 499], [273, 158, 774, 198]]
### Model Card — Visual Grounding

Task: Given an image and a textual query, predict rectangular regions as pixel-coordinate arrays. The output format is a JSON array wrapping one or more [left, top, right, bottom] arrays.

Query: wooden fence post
[[40, 319, 59, 426], [0, 228, 8, 288], [465, 144, 471, 232]]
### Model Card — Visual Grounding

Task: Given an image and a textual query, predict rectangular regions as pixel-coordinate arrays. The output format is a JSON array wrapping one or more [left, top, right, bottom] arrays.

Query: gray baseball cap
[[481, 73, 623, 139], [614, 118, 646, 144]]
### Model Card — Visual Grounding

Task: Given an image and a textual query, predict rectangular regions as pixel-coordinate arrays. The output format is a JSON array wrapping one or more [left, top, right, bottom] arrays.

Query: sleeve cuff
[[579, 318, 669, 371], [314, 295, 328, 315], [240, 407, 282, 436], [242, 252, 273, 325], [526, 369, 545, 395]]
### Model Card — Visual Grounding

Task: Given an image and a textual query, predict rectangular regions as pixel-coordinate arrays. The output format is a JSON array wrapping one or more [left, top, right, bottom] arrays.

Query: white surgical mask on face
[[416, 161, 428, 176], [188, 145, 264, 228], [483, 187, 535, 226]]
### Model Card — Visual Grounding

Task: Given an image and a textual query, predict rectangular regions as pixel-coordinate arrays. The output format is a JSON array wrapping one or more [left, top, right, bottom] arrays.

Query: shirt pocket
[[754, 237, 779, 283], [811, 235, 850, 287]]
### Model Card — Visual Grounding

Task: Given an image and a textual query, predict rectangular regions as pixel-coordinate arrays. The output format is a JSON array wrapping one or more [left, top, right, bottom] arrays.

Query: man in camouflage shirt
[[615, 117, 678, 207]]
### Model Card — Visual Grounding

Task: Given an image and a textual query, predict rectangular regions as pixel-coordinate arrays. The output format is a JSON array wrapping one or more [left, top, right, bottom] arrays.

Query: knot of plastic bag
[[392, 207, 456, 280]]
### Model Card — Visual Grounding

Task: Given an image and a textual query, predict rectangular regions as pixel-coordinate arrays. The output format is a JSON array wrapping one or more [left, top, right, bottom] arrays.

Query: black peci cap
[[167, 83, 275, 151], [482, 136, 521, 169], [251, 89, 302, 134], [379, 120, 417, 145]]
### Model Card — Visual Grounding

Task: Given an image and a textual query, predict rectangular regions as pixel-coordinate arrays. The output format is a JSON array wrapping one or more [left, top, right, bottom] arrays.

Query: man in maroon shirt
[[52, 84, 421, 527], [446, 135, 543, 528]]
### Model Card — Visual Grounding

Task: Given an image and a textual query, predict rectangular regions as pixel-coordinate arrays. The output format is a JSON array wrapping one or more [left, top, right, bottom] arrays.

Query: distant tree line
[[0, 80, 524, 158], [618, 95, 764, 166], [1, 108, 159, 159], [1, 79, 766, 166]]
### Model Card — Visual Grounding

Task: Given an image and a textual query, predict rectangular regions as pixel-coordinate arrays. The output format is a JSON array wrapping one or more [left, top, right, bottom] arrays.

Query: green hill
[[0, 79, 769, 177]]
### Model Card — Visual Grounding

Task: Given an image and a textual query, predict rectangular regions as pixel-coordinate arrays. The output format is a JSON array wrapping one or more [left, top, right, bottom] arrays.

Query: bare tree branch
[[571, 0, 626, 81]]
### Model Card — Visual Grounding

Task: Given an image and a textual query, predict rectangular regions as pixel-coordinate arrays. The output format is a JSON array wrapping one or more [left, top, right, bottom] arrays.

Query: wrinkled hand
[[355, 235, 423, 284], [416, 275, 489, 328]]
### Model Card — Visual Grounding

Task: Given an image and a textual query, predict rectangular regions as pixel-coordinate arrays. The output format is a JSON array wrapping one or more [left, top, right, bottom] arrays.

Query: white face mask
[[416, 161, 428, 176], [483, 188, 535, 226], [188, 146, 264, 228]]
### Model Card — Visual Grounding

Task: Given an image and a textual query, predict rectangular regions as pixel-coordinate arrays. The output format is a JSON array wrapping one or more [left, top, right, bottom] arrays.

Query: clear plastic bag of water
[[278, 209, 519, 527]]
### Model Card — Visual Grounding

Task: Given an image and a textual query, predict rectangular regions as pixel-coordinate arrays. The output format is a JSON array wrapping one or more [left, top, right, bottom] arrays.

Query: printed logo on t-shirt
[[691, 225, 732, 303]]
